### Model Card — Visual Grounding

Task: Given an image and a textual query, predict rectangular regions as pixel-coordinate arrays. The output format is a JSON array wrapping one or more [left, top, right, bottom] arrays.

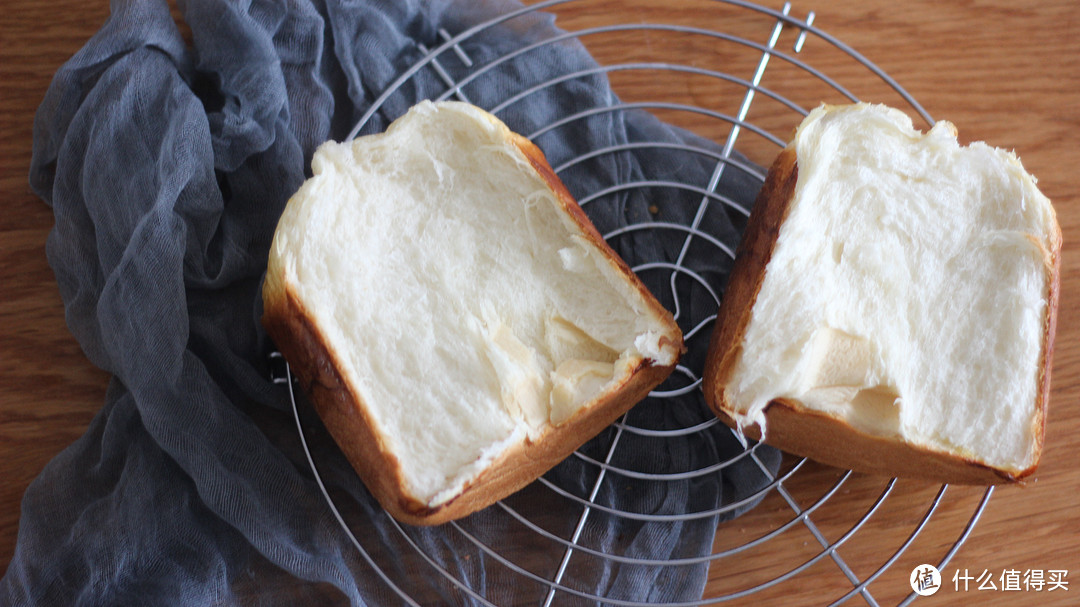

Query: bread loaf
[[704, 103, 1061, 484], [262, 101, 682, 524]]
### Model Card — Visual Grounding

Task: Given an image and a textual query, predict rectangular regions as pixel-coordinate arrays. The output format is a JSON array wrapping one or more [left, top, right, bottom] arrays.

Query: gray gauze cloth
[[4, 0, 781, 604]]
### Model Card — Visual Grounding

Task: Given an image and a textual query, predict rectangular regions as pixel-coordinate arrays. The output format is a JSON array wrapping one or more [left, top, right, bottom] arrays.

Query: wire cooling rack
[[274, 1, 996, 604]]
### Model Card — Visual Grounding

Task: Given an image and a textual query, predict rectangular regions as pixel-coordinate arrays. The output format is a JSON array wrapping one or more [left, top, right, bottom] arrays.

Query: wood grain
[[1, 0, 1077, 605], [0, 0, 113, 579]]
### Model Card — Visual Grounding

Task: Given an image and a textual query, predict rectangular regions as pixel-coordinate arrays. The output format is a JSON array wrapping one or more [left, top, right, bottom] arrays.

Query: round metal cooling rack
[[275, 1, 996, 604]]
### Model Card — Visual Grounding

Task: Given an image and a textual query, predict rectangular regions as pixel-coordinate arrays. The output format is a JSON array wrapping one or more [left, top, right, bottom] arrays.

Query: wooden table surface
[[2, 0, 1077, 605]]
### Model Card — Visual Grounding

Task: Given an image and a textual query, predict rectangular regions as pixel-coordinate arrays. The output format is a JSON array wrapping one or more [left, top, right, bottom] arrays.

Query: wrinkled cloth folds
[[4, 0, 779, 604]]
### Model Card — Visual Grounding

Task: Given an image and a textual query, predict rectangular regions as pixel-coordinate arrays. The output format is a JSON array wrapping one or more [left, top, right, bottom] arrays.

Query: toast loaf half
[[704, 103, 1061, 484], [263, 101, 683, 524]]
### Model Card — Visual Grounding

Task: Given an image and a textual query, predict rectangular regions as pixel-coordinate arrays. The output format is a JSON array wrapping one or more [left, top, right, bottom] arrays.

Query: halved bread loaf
[[704, 103, 1061, 484], [263, 101, 682, 524]]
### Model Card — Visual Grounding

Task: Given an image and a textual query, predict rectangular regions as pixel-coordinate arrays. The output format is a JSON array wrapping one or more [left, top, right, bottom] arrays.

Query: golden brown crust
[[703, 146, 799, 409], [703, 144, 1058, 486], [723, 399, 1021, 485], [262, 130, 682, 526], [1031, 218, 1063, 477]]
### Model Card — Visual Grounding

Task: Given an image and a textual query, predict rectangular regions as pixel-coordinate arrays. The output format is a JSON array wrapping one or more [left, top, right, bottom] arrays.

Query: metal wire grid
[[275, 1, 996, 604]]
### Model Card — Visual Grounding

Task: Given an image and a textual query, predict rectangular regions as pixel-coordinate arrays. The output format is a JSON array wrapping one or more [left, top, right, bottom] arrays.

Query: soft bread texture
[[704, 103, 1061, 484], [263, 101, 682, 524]]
